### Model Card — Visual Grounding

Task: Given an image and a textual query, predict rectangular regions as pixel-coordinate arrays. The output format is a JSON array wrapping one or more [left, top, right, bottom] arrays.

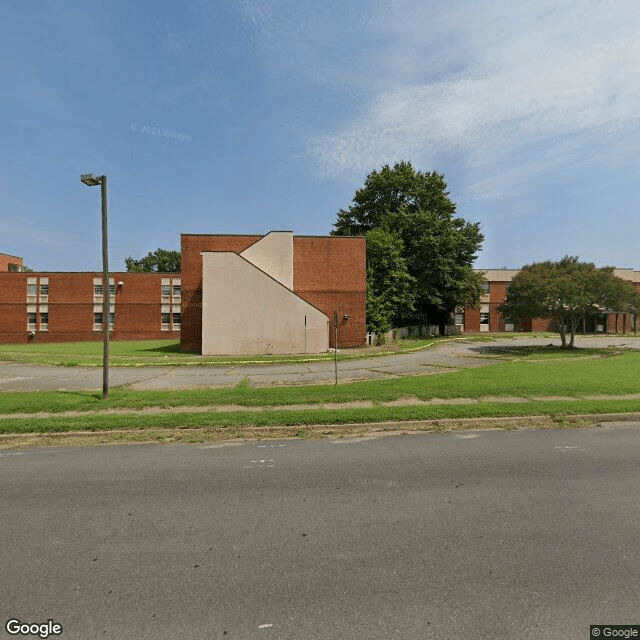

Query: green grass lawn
[[2, 400, 639, 436], [0, 333, 568, 367], [0, 346, 638, 436], [0, 337, 454, 367]]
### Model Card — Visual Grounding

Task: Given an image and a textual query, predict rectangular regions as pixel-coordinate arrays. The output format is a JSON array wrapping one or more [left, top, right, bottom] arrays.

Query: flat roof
[[180, 232, 365, 238]]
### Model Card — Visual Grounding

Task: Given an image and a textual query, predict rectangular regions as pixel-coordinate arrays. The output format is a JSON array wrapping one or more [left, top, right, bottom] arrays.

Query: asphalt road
[[0, 335, 638, 392], [2, 424, 639, 639]]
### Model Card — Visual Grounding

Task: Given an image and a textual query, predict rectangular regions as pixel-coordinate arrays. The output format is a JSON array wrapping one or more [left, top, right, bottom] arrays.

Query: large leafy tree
[[333, 161, 485, 333], [499, 256, 640, 348], [365, 228, 416, 334], [125, 248, 181, 273]]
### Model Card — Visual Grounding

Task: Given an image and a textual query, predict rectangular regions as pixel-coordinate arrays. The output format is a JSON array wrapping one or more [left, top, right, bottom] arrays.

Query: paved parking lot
[[0, 336, 637, 392]]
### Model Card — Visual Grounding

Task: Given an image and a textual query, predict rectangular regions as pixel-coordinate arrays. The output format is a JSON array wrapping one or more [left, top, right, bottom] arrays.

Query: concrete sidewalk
[[1, 392, 640, 422]]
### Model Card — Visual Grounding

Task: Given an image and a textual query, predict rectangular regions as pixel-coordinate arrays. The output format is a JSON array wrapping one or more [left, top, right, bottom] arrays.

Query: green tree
[[333, 161, 485, 333], [499, 256, 640, 348], [125, 249, 181, 273], [365, 228, 416, 335]]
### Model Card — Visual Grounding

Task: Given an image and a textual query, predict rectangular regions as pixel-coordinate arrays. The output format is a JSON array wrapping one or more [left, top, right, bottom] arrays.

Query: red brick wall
[[464, 306, 480, 331], [606, 313, 634, 334], [465, 279, 556, 333], [531, 317, 554, 331], [294, 236, 366, 348], [180, 234, 260, 352], [0, 272, 176, 344], [0, 253, 23, 272], [0, 273, 27, 342], [180, 234, 367, 352]]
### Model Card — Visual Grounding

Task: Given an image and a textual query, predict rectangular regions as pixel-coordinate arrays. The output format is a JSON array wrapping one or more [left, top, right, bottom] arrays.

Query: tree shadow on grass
[[138, 343, 183, 354], [467, 345, 610, 358]]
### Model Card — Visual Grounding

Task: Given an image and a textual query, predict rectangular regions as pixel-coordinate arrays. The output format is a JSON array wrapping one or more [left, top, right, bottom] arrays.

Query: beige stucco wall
[[201, 251, 328, 355], [614, 268, 640, 283], [475, 269, 521, 281], [240, 231, 293, 290]]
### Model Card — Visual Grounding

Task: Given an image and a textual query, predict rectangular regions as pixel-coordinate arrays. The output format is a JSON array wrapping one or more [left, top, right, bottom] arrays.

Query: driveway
[[0, 335, 637, 392]]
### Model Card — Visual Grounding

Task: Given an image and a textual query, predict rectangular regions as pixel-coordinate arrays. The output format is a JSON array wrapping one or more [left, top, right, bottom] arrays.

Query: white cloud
[[302, 0, 640, 178]]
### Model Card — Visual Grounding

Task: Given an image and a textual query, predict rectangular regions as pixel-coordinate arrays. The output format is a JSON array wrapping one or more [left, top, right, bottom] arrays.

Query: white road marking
[[199, 442, 244, 449], [258, 623, 273, 629], [245, 458, 277, 469]]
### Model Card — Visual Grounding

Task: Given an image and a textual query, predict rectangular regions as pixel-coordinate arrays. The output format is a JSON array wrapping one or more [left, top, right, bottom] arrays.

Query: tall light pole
[[81, 173, 109, 399]]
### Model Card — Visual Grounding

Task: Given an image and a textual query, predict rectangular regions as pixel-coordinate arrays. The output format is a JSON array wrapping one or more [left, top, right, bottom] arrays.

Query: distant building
[[0, 252, 24, 272], [0, 231, 368, 353], [462, 268, 640, 334], [180, 231, 367, 354], [0, 270, 180, 344], [1, 243, 637, 348]]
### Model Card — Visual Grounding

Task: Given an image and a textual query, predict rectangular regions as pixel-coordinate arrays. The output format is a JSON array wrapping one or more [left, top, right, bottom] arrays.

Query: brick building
[[0, 232, 367, 352], [0, 252, 24, 273], [180, 232, 367, 353], [462, 268, 640, 334], [2, 242, 636, 348], [0, 270, 181, 344]]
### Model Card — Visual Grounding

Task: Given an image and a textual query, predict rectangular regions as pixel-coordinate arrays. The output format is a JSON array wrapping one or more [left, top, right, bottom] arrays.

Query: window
[[9, 263, 21, 272], [27, 312, 37, 328], [94, 281, 115, 297], [172, 284, 181, 297], [161, 313, 171, 324], [95, 312, 115, 327], [172, 312, 181, 326], [480, 312, 490, 324], [481, 282, 491, 295], [40, 312, 48, 330], [27, 283, 37, 303], [40, 284, 49, 296]]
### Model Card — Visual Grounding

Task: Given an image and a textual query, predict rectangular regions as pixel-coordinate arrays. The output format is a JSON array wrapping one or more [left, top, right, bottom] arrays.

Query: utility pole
[[81, 173, 110, 399]]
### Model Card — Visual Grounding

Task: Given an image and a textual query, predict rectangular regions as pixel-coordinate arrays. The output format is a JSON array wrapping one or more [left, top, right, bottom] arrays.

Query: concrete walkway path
[[1, 392, 640, 422], [0, 335, 638, 392]]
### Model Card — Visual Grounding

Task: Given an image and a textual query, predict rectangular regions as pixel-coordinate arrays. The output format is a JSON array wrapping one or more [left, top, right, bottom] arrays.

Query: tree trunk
[[568, 315, 579, 348], [558, 317, 567, 348]]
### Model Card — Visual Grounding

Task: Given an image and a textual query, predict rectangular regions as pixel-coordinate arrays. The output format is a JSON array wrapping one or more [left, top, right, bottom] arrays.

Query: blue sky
[[2, 0, 639, 272]]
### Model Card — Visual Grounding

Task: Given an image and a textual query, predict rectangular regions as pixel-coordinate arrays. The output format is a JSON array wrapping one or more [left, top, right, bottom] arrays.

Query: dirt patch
[[384, 396, 428, 407], [0, 414, 610, 450], [480, 396, 530, 403]]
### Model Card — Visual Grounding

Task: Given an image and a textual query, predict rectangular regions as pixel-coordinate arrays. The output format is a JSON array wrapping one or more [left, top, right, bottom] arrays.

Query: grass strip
[[1, 399, 639, 434], [0, 336, 460, 367], [1, 349, 639, 415], [0, 333, 568, 367]]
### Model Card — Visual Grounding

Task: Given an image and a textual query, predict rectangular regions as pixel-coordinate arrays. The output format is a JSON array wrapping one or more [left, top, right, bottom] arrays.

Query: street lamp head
[[80, 173, 102, 186]]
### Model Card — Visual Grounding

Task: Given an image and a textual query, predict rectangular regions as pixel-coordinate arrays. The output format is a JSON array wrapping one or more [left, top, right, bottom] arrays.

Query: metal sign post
[[333, 310, 338, 385]]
